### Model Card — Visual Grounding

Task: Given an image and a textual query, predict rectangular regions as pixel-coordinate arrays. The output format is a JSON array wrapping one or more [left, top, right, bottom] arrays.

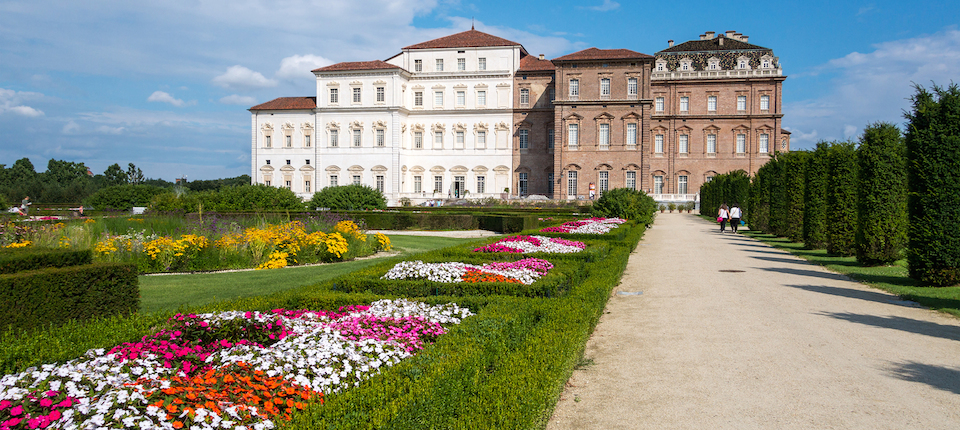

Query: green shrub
[[0, 248, 92, 274], [905, 83, 960, 286], [591, 188, 657, 226], [856, 122, 907, 265], [476, 215, 537, 233], [748, 165, 771, 233], [803, 142, 830, 249], [307, 184, 386, 211], [83, 184, 170, 211], [826, 141, 859, 256], [781, 151, 808, 242]]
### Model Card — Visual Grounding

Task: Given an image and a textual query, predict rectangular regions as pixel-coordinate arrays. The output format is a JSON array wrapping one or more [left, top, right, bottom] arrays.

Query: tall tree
[[126, 163, 144, 185], [825, 142, 859, 256], [856, 122, 907, 265], [803, 142, 830, 249], [103, 164, 128, 186]]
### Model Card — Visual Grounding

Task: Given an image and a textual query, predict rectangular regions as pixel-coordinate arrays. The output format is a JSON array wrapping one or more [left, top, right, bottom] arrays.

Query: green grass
[[743, 231, 960, 318], [138, 235, 482, 314]]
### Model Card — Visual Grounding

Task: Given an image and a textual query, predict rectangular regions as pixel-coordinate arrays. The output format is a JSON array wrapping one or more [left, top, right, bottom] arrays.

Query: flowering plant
[[539, 217, 626, 234], [381, 258, 554, 285], [473, 235, 585, 254]]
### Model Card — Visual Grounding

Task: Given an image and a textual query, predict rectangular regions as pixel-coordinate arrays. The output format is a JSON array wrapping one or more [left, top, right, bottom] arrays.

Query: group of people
[[717, 203, 743, 233]]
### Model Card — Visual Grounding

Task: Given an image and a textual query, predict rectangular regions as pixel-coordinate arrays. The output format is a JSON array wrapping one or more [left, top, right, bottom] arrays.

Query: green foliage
[[83, 184, 170, 210], [826, 141, 859, 256], [856, 122, 907, 265], [905, 83, 960, 286], [803, 142, 830, 249], [781, 151, 808, 242], [103, 163, 128, 186], [149, 184, 305, 212], [748, 165, 771, 232], [590, 187, 657, 226], [0, 248, 92, 274], [476, 215, 538, 233], [699, 170, 750, 222], [307, 184, 387, 211], [186, 175, 252, 192]]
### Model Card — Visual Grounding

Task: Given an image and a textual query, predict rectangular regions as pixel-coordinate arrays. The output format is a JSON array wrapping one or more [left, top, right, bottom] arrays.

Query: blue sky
[[1, 0, 958, 181]]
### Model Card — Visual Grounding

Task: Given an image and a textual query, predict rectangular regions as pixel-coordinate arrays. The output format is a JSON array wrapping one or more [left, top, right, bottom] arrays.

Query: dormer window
[[655, 60, 666, 71], [737, 57, 750, 70], [708, 57, 721, 70]]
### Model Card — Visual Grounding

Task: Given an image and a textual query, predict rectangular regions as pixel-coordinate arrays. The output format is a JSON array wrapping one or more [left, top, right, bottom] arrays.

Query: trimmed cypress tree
[[781, 151, 808, 242], [825, 141, 859, 256], [904, 83, 960, 286], [856, 122, 907, 265], [767, 156, 788, 236], [749, 162, 773, 233], [726, 170, 751, 222], [803, 142, 830, 249]]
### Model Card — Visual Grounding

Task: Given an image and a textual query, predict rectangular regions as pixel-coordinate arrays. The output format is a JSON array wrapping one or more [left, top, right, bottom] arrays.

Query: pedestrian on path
[[18, 196, 30, 216], [718, 203, 729, 233], [729, 203, 742, 233]]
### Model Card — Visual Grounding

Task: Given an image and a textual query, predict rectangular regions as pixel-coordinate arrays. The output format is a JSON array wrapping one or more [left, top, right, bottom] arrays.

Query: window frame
[[519, 129, 529, 149], [329, 88, 339, 104], [627, 78, 638, 96], [376, 86, 385, 103], [569, 79, 579, 98]]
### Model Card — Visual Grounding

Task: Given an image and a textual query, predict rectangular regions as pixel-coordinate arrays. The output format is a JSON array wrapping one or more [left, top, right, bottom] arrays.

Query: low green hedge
[[476, 214, 538, 233], [0, 248, 92, 274], [0, 262, 138, 332]]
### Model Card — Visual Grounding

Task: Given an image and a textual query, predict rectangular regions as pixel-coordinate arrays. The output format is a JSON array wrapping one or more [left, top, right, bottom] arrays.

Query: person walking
[[718, 203, 729, 233], [18, 196, 30, 216], [729, 203, 742, 233]]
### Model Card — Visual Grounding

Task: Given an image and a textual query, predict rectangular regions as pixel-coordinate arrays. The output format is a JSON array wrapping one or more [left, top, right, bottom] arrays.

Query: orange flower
[[172, 421, 184, 429]]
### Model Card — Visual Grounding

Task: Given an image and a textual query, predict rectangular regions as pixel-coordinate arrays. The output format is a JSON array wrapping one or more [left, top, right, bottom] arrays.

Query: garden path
[[547, 213, 960, 429]]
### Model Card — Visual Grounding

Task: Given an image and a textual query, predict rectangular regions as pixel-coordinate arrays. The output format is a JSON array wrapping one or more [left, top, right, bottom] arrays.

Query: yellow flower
[[4, 241, 32, 249], [374, 232, 391, 251]]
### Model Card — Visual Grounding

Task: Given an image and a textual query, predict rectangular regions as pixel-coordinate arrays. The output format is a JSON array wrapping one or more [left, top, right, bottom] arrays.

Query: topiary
[[856, 122, 907, 265], [825, 141, 859, 256], [307, 184, 387, 211], [803, 142, 830, 249], [590, 188, 657, 226]]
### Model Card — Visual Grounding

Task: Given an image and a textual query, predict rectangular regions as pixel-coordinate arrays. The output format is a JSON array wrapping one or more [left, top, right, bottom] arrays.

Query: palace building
[[249, 29, 788, 205]]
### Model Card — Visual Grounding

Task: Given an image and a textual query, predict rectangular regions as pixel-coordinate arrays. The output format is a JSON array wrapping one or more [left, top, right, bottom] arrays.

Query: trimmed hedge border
[[0, 248, 92, 274]]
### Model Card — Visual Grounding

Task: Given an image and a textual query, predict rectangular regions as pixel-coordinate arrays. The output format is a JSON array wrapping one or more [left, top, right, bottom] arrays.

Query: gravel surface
[[547, 214, 960, 430]]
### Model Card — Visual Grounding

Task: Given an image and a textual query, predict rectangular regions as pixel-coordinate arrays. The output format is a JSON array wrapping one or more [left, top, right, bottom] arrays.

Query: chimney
[[734, 33, 743, 41], [539, 54, 544, 60], [718, 36, 724, 47], [705, 31, 715, 39], [726, 30, 736, 38], [668, 39, 674, 47], [742, 35, 749, 43]]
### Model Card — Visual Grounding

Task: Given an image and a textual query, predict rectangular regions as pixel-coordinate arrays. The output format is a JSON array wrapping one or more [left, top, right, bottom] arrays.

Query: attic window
[[457, 50, 465, 53]]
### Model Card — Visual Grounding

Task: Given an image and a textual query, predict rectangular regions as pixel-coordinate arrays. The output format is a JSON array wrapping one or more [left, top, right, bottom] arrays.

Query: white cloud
[[147, 90, 188, 107], [96, 125, 125, 135], [62, 120, 81, 135], [219, 94, 258, 106], [585, 0, 619, 11], [212, 65, 277, 90], [784, 28, 960, 148], [0, 88, 45, 117], [276, 54, 334, 81]]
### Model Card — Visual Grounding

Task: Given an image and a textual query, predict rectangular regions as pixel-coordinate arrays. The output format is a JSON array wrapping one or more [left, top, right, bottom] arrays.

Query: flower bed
[[539, 217, 626, 235], [473, 235, 585, 254], [0, 299, 471, 430], [381, 258, 554, 285]]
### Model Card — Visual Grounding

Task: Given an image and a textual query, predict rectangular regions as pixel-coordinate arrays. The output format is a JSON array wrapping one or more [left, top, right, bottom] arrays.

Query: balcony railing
[[651, 68, 782, 80]]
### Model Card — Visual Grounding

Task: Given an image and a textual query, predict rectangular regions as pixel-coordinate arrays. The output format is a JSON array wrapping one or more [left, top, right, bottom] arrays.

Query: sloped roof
[[249, 97, 316, 111], [660, 37, 769, 53], [404, 29, 523, 50], [518, 55, 555, 71], [552, 47, 653, 62], [312, 60, 404, 73]]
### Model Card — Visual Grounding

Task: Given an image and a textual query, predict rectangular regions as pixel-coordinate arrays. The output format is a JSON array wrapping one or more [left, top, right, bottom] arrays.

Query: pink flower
[[10, 405, 22, 416]]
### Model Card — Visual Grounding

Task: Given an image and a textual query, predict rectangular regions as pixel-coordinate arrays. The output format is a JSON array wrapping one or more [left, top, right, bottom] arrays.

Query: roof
[[403, 29, 523, 50], [249, 97, 316, 111], [660, 37, 769, 53], [552, 47, 653, 62], [518, 54, 555, 71], [312, 60, 403, 73]]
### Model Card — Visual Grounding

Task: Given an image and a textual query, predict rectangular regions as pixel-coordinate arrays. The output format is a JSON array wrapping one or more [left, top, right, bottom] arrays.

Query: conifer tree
[[856, 122, 907, 265]]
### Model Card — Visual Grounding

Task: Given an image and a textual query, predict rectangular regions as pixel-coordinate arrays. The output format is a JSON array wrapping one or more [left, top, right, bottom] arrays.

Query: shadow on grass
[[887, 361, 960, 395], [751, 255, 816, 266], [817, 311, 960, 342], [756, 266, 853, 283], [784, 283, 906, 306]]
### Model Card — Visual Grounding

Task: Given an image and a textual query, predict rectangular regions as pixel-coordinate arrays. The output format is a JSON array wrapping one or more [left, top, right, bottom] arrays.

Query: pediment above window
[[348, 165, 364, 172]]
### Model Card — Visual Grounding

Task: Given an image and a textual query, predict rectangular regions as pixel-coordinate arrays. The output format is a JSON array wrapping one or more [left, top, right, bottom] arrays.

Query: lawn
[[138, 235, 482, 313], [742, 230, 960, 318]]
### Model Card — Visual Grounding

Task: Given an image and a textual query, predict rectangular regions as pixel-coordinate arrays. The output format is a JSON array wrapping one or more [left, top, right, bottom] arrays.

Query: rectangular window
[[628, 78, 638, 96], [353, 129, 361, 147], [477, 176, 485, 194], [568, 123, 578, 148], [376, 129, 385, 147], [678, 175, 688, 195], [414, 91, 423, 107], [680, 96, 689, 112], [265, 135, 271, 147], [708, 95, 717, 112], [285, 135, 292, 147], [654, 175, 663, 194], [413, 175, 422, 193], [436, 59, 443, 72], [477, 130, 486, 148], [265, 180, 271, 186], [434, 131, 443, 148], [284, 180, 291, 189], [329, 175, 337, 187], [567, 171, 578, 196], [759, 133, 769, 153], [434, 91, 443, 107], [679, 134, 688, 154], [598, 171, 609, 195], [456, 91, 465, 106], [304, 180, 311, 193], [457, 58, 465, 71], [352, 175, 360, 185], [518, 173, 528, 196], [519, 129, 529, 149], [548, 129, 555, 149], [655, 96, 664, 112], [477, 90, 486, 106], [330, 88, 338, 104], [520, 88, 530, 105], [655, 134, 664, 154], [305, 135, 311, 147], [736, 133, 746, 153], [478, 57, 486, 70], [737, 95, 746, 111], [627, 123, 637, 146], [569, 79, 579, 98], [376, 86, 385, 103], [353, 87, 361, 103], [305, 159, 310, 165], [286, 159, 291, 165], [600, 78, 610, 97], [599, 123, 609, 148], [376, 175, 384, 193], [456, 130, 464, 148], [626, 171, 636, 190], [547, 173, 554, 195], [707, 134, 717, 154], [414, 131, 423, 149], [760, 95, 770, 110], [414, 59, 422, 72], [434, 175, 443, 193]]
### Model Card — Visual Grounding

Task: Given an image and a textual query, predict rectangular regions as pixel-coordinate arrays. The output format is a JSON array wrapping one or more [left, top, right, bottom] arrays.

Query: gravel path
[[547, 214, 960, 429], [367, 229, 500, 238]]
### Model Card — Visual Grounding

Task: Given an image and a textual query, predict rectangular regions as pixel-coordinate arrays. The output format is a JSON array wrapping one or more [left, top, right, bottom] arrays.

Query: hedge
[[803, 142, 830, 249], [476, 214, 538, 233], [856, 122, 908, 265], [826, 141, 859, 256], [0, 262, 139, 332], [0, 248, 92, 274]]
